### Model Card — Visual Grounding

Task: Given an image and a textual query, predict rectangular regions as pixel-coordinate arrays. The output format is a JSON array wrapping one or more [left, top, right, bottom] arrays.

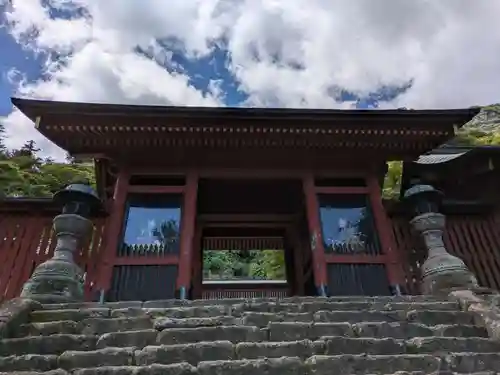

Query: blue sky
[[0, 1, 414, 118], [0, 27, 406, 116], [0, 30, 38, 116], [1, 1, 499, 159]]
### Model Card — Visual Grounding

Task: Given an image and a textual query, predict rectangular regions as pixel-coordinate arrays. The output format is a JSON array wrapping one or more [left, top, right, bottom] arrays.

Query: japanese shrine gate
[[2, 98, 500, 302]]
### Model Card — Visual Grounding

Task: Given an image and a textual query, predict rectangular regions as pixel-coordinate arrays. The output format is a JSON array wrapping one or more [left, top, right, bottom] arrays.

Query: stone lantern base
[[411, 212, 478, 295], [20, 214, 91, 303], [421, 254, 479, 295], [20, 260, 85, 303]]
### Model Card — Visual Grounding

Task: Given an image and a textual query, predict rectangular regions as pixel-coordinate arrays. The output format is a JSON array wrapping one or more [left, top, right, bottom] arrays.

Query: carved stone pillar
[[20, 184, 101, 303], [405, 185, 478, 295]]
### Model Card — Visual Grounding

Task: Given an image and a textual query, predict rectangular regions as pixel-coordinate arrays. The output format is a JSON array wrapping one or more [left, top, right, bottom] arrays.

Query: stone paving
[[1, 295, 500, 374]]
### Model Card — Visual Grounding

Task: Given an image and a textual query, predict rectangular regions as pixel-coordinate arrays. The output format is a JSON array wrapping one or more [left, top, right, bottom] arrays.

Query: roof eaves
[[11, 97, 482, 121]]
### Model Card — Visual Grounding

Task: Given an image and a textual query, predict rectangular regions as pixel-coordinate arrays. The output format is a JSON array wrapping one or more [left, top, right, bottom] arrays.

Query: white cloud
[[2, 0, 500, 159], [1, 109, 67, 161]]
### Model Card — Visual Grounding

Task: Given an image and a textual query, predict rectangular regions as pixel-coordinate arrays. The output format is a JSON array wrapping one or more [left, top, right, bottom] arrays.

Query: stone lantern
[[20, 183, 102, 303], [404, 184, 478, 295]]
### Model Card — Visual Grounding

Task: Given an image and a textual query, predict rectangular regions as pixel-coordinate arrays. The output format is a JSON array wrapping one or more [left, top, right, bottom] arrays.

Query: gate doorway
[[191, 220, 312, 299], [191, 178, 313, 299]]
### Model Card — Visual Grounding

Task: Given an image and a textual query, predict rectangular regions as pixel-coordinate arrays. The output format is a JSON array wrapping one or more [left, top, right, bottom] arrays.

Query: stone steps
[[2, 354, 500, 374], [15, 312, 485, 337], [0, 295, 499, 374], [2, 333, 499, 357]]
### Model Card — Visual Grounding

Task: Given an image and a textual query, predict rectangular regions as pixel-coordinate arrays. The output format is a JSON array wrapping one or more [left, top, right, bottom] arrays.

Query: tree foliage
[[0, 125, 95, 198], [203, 250, 286, 280]]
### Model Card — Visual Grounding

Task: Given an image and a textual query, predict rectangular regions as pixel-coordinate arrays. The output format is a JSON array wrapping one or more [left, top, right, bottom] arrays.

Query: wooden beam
[[126, 185, 185, 194], [121, 168, 374, 180], [367, 175, 405, 293], [324, 254, 387, 264], [198, 214, 297, 223], [314, 186, 369, 194], [196, 169, 370, 179], [113, 255, 178, 266], [176, 170, 199, 298], [302, 173, 328, 296], [98, 169, 130, 292]]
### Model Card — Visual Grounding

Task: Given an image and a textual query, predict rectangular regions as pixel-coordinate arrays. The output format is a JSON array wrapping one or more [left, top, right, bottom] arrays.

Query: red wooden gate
[[2, 200, 500, 302], [302, 175, 405, 296]]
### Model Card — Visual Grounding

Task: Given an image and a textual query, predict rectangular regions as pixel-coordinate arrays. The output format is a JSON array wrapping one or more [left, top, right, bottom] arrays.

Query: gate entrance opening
[[192, 178, 313, 299]]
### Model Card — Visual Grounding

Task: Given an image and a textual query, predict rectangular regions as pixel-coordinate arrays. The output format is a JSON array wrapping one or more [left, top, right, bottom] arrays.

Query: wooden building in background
[[1, 98, 499, 302]]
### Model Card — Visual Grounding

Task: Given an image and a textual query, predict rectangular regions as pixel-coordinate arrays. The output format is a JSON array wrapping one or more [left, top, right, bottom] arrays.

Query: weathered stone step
[[0, 335, 97, 356], [22, 310, 476, 340], [32, 302, 462, 323], [28, 307, 471, 331], [0, 354, 59, 373], [353, 322, 488, 339], [235, 301, 460, 314], [267, 321, 488, 342], [38, 295, 453, 311], [240, 312, 312, 327], [0, 363, 195, 375], [2, 353, 500, 374], [14, 316, 486, 341], [306, 353, 500, 374], [11, 322, 486, 353], [156, 326, 266, 346], [15, 321, 82, 338], [133, 302, 461, 318], [3, 326, 493, 361], [0, 370, 68, 375], [404, 337, 500, 354], [15, 317, 243, 338], [145, 306, 232, 319], [314, 309, 474, 325], [240, 310, 432, 327], [92, 326, 265, 349], [154, 316, 239, 330], [80, 317, 153, 335], [11, 318, 487, 347], [30, 309, 110, 323]]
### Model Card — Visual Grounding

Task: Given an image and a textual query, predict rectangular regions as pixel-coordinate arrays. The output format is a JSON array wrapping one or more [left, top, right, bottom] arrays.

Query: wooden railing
[[1, 199, 500, 301], [201, 280, 290, 299]]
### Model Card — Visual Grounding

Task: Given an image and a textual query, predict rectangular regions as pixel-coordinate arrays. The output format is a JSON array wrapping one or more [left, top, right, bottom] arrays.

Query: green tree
[[0, 121, 7, 160], [0, 136, 96, 197], [250, 250, 286, 280], [151, 219, 180, 253], [383, 161, 403, 200]]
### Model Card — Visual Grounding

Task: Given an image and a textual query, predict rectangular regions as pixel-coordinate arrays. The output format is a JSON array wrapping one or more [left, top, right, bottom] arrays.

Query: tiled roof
[[415, 151, 468, 164]]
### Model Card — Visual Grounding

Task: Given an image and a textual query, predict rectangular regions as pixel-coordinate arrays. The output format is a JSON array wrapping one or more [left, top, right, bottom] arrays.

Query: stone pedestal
[[410, 212, 478, 295], [20, 213, 93, 303]]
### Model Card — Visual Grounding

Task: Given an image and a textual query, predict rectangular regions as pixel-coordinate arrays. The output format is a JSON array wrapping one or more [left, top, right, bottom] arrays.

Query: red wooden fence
[[0, 211, 106, 302], [392, 211, 500, 294], [1, 202, 500, 301]]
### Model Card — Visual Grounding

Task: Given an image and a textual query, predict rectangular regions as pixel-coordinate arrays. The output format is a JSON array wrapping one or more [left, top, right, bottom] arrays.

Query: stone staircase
[[1, 295, 500, 374]]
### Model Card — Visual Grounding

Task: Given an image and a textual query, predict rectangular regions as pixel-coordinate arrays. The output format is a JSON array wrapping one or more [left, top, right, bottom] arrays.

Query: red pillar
[[98, 169, 129, 297], [367, 175, 406, 294], [302, 174, 328, 296], [176, 171, 199, 299]]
